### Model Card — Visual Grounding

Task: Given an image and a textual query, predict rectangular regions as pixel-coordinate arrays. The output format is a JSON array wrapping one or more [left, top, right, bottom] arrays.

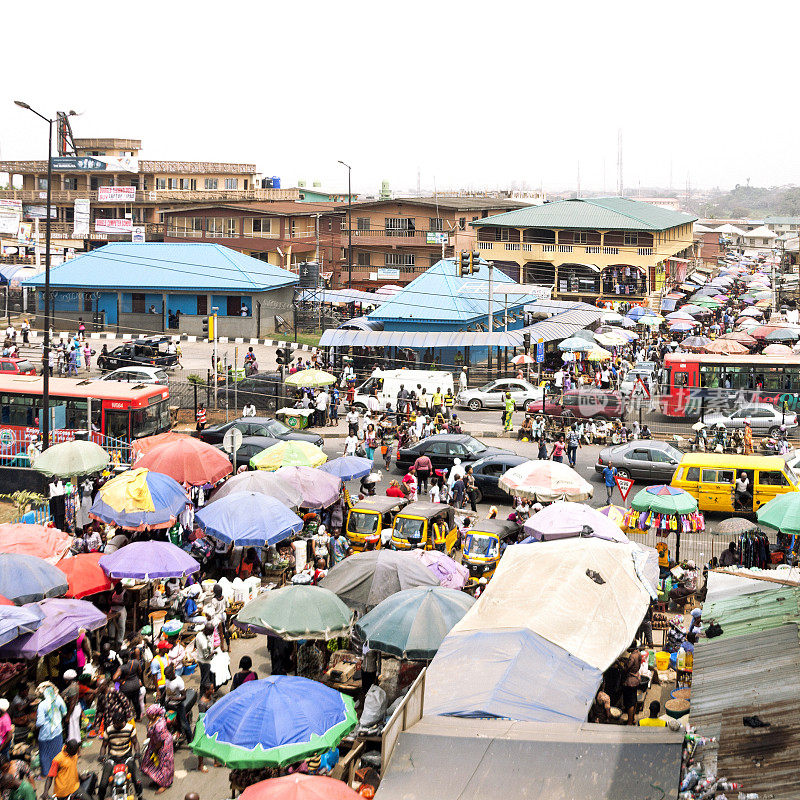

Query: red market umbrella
[[0, 524, 72, 566], [131, 431, 188, 459], [703, 339, 749, 355], [240, 775, 362, 800], [56, 554, 114, 599], [0, 596, 13, 607], [750, 325, 783, 340], [133, 437, 233, 486], [720, 331, 757, 346]]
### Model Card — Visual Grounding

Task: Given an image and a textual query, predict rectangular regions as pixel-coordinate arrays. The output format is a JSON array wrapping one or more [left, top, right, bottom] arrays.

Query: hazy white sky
[[2, 0, 799, 196]]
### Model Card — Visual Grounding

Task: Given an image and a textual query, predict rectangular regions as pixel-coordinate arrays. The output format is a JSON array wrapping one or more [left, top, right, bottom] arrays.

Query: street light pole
[[338, 161, 352, 289], [14, 101, 64, 451]]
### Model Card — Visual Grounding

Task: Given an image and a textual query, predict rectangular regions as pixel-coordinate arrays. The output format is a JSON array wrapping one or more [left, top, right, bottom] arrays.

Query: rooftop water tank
[[272, 176, 281, 189]]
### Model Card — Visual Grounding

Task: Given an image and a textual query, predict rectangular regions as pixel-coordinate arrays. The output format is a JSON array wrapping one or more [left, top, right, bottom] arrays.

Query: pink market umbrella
[[0, 525, 72, 565], [763, 343, 793, 356], [498, 460, 593, 503], [0, 598, 106, 658], [274, 466, 341, 509], [410, 549, 469, 589], [703, 339, 749, 355], [721, 331, 757, 346], [523, 502, 629, 543]]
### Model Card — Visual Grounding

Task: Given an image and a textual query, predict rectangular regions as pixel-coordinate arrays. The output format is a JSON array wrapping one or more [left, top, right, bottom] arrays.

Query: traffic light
[[458, 250, 470, 277], [276, 346, 292, 366], [202, 315, 215, 341], [523, 332, 531, 352], [471, 250, 480, 274]]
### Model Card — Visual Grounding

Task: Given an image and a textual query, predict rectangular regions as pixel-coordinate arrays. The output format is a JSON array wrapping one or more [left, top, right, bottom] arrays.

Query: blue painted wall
[[121, 293, 163, 313], [167, 294, 200, 315]]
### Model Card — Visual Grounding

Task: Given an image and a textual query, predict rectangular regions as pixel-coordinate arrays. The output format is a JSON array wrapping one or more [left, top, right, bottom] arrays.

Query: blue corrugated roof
[[24, 243, 298, 292], [367, 258, 537, 324]]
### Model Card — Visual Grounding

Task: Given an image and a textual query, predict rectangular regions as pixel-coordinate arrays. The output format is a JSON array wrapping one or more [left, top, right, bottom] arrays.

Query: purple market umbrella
[[274, 466, 341, 509], [0, 598, 106, 658], [409, 550, 469, 590], [523, 502, 629, 543], [99, 541, 200, 580]]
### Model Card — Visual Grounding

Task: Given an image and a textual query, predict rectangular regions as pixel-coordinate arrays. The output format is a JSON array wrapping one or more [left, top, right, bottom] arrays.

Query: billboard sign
[[95, 218, 133, 234], [98, 186, 137, 202], [73, 199, 90, 238]]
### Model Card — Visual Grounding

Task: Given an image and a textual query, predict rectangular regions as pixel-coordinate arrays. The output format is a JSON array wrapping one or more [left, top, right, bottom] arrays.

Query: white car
[[704, 403, 798, 437], [99, 366, 169, 386], [620, 369, 654, 397], [457, 378, 544, 411]]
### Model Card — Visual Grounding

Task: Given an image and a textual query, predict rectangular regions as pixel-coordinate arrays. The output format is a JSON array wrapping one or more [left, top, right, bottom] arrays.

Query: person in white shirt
[[346, 408, 360, 436], [448, 458, 465, 489], [242, 403, 256, 417], [315, 390, 329, 427], [366, 393, 380, 415], [458, 368, 468, 393], [344, 434, 359, 456]]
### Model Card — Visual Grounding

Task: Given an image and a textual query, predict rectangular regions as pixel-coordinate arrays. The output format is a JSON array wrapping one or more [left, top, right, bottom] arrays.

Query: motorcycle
[[109, 758, 137, 800]]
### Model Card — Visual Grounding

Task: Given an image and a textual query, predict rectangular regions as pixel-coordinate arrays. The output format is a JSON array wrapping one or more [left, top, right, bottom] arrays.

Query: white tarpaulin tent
[[424, 539, 651, 722]]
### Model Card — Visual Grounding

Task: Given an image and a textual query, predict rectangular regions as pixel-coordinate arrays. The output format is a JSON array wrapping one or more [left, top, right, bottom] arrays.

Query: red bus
[[661, 353, 800, 417], [0, 375, 170, 448]]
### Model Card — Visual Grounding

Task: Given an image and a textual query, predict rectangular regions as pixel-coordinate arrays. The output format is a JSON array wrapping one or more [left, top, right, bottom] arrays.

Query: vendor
[[517, 416, 534, 441], [638, 701, 667, 727]]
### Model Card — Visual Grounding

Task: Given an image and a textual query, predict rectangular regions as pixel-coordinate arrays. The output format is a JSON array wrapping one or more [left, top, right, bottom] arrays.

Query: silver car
[[704, 403, 798, 437], [457, 378, 544, 412]]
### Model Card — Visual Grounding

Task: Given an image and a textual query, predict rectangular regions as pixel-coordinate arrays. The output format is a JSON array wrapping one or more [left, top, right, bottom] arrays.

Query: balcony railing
[[476, 240, 661, 262], [43, 222, 164, 239], [0, 187, 300, 204], [345, 228, 446, 245]]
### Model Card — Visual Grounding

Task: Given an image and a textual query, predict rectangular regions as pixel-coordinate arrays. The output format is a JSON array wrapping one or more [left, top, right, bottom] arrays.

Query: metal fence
[[168, 377, 284, 416]]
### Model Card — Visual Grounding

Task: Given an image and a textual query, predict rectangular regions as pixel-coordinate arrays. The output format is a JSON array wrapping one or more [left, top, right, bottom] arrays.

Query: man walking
[[602, 463, 618, 503], [566, 426, 581, 468]]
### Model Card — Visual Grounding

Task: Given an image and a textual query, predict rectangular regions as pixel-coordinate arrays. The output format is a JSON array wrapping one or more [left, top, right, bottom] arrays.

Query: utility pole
[[212, 307, 219, 410], [487, 260, 494, 376], [338, 161, 352, 288]]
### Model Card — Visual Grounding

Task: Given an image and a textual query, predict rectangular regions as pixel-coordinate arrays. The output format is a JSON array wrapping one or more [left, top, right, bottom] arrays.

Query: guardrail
[[381, 667, 426, 772]]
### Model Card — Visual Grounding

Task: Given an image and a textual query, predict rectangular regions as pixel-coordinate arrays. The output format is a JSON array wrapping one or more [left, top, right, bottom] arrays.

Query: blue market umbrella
[[318, 457, 374, 481], [89, 468, 190, 531], [0, 554, 69, 605], [190, 676, 357, 768], [196, 492, 303, 547], [625, 306, 657, 321], [0, 604, 44, 646]]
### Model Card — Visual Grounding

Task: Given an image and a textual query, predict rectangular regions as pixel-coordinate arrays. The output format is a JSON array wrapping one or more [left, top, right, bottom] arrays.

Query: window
[[701, 469, 717, 483], [384, 253, 415, 267], [226, 296, 242, 316], [36, 178, 48, 190], [429, 218, 443, 232], [385, 217, 415, 237], [226, 218, 237, 237], [225, 178, 239, 190], [63, 177, 78, 191], [673, 372, 688, 387], [573, 231, 588, 245], [628, 449, 650, 461], [179, 178, 196, 190], [206, 217, 223, 236], [196, 295, 207, 315], [651, 450, 676, 464], [498, 228, 510, 242], [357, 218, 370, 231], [718, 470, 734, 483], [204, 178, 218, 190], [624, 232, 638, 246], [156, 178, 166, 190], [251, 218, 271, 234], [83, 292, 94, 312], [459, 217, 466, 230], [168, 178, 179, 190], [424, 442, 449, 455], [760, 471, 790, 487], [356, 252, 371, 267], [686, 467, 700, 481], [131, 293, 146, 314]]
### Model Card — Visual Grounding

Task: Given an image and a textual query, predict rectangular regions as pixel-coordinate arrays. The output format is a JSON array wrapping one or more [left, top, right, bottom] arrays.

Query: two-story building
[[471, 197, 697, 304], [339, 196, 525, 289], [0, 137, 298, 257], [162, 202, 345, 276]]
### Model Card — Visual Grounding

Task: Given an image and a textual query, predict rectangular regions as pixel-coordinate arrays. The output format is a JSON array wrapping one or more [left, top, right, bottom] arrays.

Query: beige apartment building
[[0, 137, 297, 255], [339, 196, 525, 288]]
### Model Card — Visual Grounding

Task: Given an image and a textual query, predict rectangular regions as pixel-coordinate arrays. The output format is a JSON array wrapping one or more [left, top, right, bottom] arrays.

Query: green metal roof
[[470, 196, 697, 231], [703, 586, 800, 641]]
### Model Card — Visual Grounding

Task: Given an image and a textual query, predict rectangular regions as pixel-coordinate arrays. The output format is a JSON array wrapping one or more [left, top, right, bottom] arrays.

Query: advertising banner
[[97, 186, 137, 202], [95, 218, 133, 234], [73, 199, 90, 237]]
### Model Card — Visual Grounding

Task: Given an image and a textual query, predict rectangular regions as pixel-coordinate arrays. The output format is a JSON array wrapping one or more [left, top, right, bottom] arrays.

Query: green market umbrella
[[284, 369, 336, 388], [234, 585, 353, 640], [631, 484, 698, 516], [190, 676, 356, 769], [250, 441, 327, 471], [638, 315, 664, 327], [32, 440, 110, 478], [757, 493, 800, 536], [355, 586, 475, 661]]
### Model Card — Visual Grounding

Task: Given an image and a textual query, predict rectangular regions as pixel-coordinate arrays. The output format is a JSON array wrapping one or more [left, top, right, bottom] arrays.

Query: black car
[[215, 436, 282, 471], [470, 453, 530, 504], [217, 372, 282, 414], [198, 417, 323, 448], [395, 434, 513, 474], [595, 439, 682, 482], [97, 336, 178, 372]]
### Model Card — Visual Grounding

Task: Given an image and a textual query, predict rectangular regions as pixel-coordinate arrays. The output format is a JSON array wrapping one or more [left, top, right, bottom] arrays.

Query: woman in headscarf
[[35, 683, 66, 777], [140, 705, 174, 794]]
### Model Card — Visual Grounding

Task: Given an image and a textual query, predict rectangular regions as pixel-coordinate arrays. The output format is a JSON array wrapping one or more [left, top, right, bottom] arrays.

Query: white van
[[351, 369, 454, 411]]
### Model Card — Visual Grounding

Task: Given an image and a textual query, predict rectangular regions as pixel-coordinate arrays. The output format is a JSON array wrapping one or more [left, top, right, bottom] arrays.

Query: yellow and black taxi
[[389, 502, 458, 554]]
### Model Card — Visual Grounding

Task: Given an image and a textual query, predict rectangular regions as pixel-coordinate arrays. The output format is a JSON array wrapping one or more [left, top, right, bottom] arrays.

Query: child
[[381, 437, 392, 470]]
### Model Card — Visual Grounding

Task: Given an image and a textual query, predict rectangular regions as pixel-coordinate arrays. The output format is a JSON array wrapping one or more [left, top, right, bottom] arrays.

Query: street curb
[[306, 429, 506, 439], [30, 331, 317, 352]]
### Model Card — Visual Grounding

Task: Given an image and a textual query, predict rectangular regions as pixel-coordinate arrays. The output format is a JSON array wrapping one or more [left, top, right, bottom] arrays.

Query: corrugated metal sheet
[[703, 587, 800, 640], [692, 624, 800, 799], [297, 288, 385, 304], [469, 196, 697, 231], [376, 717, 683, 800], [704, 569, 797, 603]]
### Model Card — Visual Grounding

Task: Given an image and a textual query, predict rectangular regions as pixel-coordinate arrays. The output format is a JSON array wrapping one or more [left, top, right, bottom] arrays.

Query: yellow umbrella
[[250, 441, 328, 471], [284, 369, 336, 388], [586, 346, 612, 361]]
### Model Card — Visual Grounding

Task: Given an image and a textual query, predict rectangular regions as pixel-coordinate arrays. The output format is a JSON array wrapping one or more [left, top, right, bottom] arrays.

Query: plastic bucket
[[655, 651, 670, 671]]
